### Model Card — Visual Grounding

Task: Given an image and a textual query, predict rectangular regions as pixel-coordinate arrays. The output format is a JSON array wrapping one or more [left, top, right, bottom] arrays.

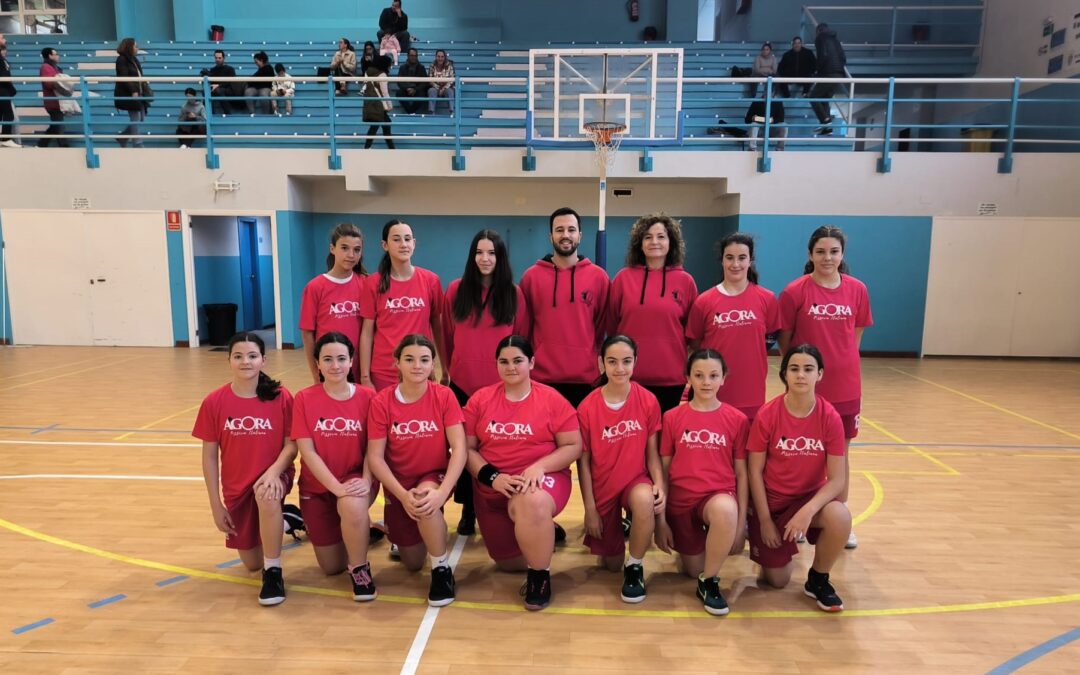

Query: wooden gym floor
[[1, 346, 1079, 673]]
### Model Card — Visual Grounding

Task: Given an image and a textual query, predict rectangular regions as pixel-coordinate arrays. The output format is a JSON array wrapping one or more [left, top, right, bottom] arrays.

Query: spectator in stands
[[37, 47, 68, 147], [0, 38, 19, 147], [643, 26, 659, 42], [427, 49, 454, 115], [744, 95, 785, 151], [204, 49, 238, 115], [362, 55, 395, 149], [244, 51, 274, 114], [777, 36, 816, 98], [810, 23, 846, 134], [396, 48, 427, 114], [360, 41, 377, 77], [378, 0, 411, 53], [748, 42, 776, 99], [330, 38, 356, 96], [176, 87, 205, 148], [271, 63, 294, 115], [114, 37, 150, 148]]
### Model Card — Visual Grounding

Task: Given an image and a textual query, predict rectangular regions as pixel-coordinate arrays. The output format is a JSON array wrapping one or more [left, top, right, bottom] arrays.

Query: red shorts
[[584, 475, 653, 557], [384, 471, 448, 548], [299, 474, 380, 547], [841, 414, 859, 440], [830, 399, 861, 440], [666, 491, 736, 557], [473, 468, 572, 562], [223, 472, 294, 551], [748, 492, 828, 568]]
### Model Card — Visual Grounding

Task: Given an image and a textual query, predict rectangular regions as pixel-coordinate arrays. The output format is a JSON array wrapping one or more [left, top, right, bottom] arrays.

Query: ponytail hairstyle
[[495, 334, 535, 361], [594, 334, 638, 387], [778, 343, 825, 389], [393, 333, 438, 382], [313, 331, 356, 383], [227, 332, 282, 401], [685, 348, 728, 377], [452, 229, 517, 326], [377, 219, 410, 294], [625, 212, 686, 267], [803, 225, 851, 275], [717, 232, 759, 284], [325, 223, 367, 275]]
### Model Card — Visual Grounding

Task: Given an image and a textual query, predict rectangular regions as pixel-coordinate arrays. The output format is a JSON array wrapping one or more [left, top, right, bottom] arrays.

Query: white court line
[[0, 440, 198, 448], [400, 533, 468, 675], [0, 474, 201, 481]]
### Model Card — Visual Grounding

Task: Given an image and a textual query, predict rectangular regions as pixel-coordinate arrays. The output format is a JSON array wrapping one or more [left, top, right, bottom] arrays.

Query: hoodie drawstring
[[570, 265, 577, 304], [552, 267, 559, 307], [640, 266, 668, 304]]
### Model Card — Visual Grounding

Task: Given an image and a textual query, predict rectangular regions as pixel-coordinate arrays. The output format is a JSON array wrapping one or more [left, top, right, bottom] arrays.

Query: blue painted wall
[[114, 0, 175, 43], [194, 255, 244, 338], [259, 255, 275, 328], [0, 212, 12, 344], [66, 0, 117, 40], [166, 228, 188, 343]]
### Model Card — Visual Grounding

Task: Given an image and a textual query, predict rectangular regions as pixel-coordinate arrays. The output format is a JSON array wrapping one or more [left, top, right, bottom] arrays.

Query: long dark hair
[[779, 343, 824, 389], [117, 37, 137, 59], [595, 334, 637, 388], [313, 331, 355, 383], [803, 225, 851, 275], [625, 213, 686, 267], [377, 219, 410, 294], [452, 229, 517, 326], [393, 333, 437, 382], [227, 332, 282, 401], [325, 223, 366, 274], [495, 334, 534, 361], [717, 232, 759, 284]]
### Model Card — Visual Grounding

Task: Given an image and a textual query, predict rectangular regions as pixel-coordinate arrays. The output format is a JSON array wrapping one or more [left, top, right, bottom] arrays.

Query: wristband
[[477, 463, 500, 487]]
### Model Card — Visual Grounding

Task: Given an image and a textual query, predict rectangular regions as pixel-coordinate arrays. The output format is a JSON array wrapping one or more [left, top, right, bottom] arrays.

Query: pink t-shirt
[[779, 274, 872, 407], [192, 383, 294, 500], [748, 394, 846, 510], [443, 280, 530, 396], [685, 284, 780, 411], [299, 273, 366, 351], [290, 384, 375, 495], [660, 402, 748, 512], [359, 267, 444, 388], [367, 382, 464, 480], [577, 383, 661, 512], [463, 381, 579, 477]]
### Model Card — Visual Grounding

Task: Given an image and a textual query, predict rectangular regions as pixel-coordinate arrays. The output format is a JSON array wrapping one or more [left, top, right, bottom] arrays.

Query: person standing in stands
[[378, 0, 412, 53], [809, 23, 846, 135], [520, 207, 610, 408], [244, 51, 274, 114], [396, 48, 427, 114], [205, 49, 238, 115], [114, 37, 150, 147], [37, 47, 68, 147], [0, 38, 19, 147], [362, 55, 395, 149], [777, 36, 816, 98]]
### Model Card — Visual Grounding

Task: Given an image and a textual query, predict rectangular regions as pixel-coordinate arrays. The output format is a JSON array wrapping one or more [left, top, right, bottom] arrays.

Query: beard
[[553, 239, 580, 257]]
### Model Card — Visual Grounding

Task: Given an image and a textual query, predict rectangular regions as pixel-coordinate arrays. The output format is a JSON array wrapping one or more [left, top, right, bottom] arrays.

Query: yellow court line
[[852, 471, 882, 527], [0, 356, 111, 382], [860, 415, 961, 476], [888, 367, 1080, 442], [0, 357, 138, 393]]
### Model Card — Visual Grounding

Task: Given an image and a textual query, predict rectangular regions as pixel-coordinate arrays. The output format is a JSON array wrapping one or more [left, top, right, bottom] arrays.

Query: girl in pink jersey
[[359, 220, 446, 392], [464, 335, 583, 611], [444, 229, 529, 536], [686, 233, 779, 421], [655, 349, 749, 616], [778, 225, 871, 549], [291, 332, 380, 601], [577, 335, 665, 603], [299, 223, 367, 384], [367, 334, 467, 607], [608, 214, 699, 412], [194, 332, 296, 607], [747, 344, 851, 612]]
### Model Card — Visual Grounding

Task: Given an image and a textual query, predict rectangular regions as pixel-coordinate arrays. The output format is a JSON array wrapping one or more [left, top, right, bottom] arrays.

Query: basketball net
[[583, 121, 625, 270]]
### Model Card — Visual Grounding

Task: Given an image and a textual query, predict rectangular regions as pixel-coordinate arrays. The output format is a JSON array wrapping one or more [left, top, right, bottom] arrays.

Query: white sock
[[429, 551, 450, 569], [625, 555, 644, 568], [263, 557, 282, 570], [282, 520, 289, 533]]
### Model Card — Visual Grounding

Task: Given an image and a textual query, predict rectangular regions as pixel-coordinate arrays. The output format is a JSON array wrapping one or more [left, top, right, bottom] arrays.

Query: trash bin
[[209, 24, 225, 42], [961, 127, 995, 152], [204, 303, 238, 346]]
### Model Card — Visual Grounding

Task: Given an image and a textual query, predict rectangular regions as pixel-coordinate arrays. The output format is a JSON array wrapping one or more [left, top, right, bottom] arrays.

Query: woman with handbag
[[362, 55, 395, 149], [114, 37, 150, 147]]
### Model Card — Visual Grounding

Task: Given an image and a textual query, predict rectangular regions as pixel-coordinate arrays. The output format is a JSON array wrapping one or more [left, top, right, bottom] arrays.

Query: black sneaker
[[804, 569, 844, 612], [428, 565, 456, 607], [815, 126, 834, 136], [456, 513, 476, 536], [621, 514, 632, 539], [283, 504, 305, 542], [697, 575, 729, 616], [369, 519, 387, 545], [553, 522, 567, 544], [519, 568, 552, 611], [620, 564, 646, 604], [350, 562, 377, 602], [258, 566, 286, 606]]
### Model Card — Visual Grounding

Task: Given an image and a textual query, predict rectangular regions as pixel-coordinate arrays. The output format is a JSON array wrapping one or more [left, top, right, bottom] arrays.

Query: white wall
[[978, 0, 1080, 78], [191, 216, 238, 256]]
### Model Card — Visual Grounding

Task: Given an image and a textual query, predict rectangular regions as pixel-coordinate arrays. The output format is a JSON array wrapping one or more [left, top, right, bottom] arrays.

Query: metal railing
[[802, 4, 984, 56]]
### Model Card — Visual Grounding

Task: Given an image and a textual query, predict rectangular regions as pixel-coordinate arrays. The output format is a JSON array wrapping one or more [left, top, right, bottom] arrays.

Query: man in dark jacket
[[809, 23, 846, 132], [396, 48, 427, 114], [378, 0, 411, 52], [37, 47, 69, 147], [204, 49, 239, 115], [777, 36, 816, 98], [0, 37, 19, 147]]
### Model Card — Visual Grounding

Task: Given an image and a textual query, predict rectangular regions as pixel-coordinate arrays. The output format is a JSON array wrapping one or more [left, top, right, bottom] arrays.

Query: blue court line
[[12, 617, 54, 635], [853, 442, 1080, 450], [155, 575, 189, 587], [30, 423, 59, 435], [987, 625, 1080, 674], [87, 594, 126, 609]]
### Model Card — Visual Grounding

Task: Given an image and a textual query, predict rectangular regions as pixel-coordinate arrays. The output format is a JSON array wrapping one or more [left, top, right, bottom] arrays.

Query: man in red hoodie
[[520, 207, 611, 407]]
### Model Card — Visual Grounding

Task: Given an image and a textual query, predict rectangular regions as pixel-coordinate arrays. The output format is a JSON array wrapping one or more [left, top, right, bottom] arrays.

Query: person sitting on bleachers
[[427, 49, 454, 115], [244, 51, 274, 114], [203, 49, 239, 115], [176, 87, 205, 148], [744, 96, 785, 151], [271, 63, 294, 115], [395, 48, 426, 114], [378, 0, 411, 53], [777, 36, 816, 98], [749, 42, 776, 99], [329, 38, 356, 95], [360, 41, 377, 78]]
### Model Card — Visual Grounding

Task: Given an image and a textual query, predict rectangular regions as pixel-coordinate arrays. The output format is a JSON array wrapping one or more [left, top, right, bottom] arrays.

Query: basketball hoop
[[583, 120, 627, 169]]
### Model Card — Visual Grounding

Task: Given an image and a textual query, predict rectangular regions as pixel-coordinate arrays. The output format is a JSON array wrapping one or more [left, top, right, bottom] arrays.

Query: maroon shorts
[[666, 491, 736, 557], [384, 471, 448, 548], [830, 399, 861, 440], [584, 475, 653, 557], [223, 472, 294, 551], [473, 469, 572, 562], [299, 474, 380, 547], [748, 492, 828, 568]]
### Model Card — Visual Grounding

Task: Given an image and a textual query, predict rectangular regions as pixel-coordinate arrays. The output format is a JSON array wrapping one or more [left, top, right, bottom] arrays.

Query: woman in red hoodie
[[608, 213, 698, 411]]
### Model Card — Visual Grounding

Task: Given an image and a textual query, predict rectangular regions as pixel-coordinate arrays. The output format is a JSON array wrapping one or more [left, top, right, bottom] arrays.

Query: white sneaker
[[0, 139, 21, 148], [845, 530, 858, 549]]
